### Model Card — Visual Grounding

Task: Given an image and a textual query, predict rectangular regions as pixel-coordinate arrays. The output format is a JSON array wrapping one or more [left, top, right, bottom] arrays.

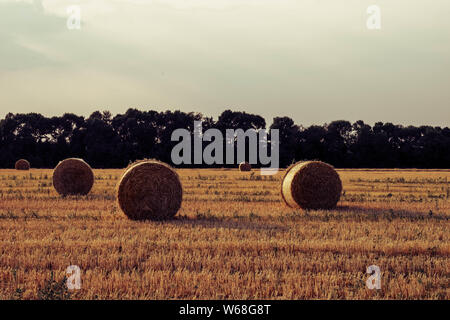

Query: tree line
[[0, 109, 448, 169]]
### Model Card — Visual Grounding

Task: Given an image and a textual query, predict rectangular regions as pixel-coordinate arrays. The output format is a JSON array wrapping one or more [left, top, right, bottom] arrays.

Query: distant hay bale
[[117, 160, 183, 221], [281, 161, 342, 210], [239, 162, 252, 171], [15, 159, 30, 171], [52, 158, 94, 196]]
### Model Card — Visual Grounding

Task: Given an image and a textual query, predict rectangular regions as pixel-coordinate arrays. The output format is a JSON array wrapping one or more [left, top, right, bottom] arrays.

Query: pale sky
[[0, 0, 449, 126]]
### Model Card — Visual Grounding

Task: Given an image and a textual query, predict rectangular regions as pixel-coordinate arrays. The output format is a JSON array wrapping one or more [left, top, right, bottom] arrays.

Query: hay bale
[[281, 161, 342, 210], [117, 160, 183, 220], [52, 158, 94, 196], [239, 162, 252, 171], [15, 159, 30, 171]]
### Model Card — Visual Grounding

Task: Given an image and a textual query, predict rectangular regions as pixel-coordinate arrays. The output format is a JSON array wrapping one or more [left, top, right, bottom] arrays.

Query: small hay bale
[[117, 160, 183, 221], [239, 162, 252, 171], [15, 159, 30, 171], [281, 161, 342, 210], [52, 158, 94, 196]]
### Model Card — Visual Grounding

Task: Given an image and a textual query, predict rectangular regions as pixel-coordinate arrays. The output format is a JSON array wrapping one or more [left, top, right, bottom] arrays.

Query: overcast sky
[[0, 0, 449, 126]]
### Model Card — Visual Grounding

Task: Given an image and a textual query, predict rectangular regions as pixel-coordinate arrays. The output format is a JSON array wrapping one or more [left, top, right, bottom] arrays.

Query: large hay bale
[[117, 160, 183, 220], [15, 159, 30, 171], [239, 162, 252, 171], [52, 158, 94, 196], [281, 161, 342, 210]]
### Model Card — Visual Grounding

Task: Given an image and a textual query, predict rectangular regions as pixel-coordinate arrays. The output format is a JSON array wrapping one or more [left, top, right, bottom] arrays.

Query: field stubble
[[0, 168, 448, 299]]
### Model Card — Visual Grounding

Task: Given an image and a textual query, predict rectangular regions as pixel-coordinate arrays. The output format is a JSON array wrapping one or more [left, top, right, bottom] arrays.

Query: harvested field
[[0, 168, 448, 299]]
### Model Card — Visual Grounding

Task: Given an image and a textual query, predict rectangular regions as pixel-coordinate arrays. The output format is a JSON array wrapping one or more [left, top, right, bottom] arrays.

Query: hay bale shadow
[[334, 205, 448, 222], [166, 215, 289, 232]]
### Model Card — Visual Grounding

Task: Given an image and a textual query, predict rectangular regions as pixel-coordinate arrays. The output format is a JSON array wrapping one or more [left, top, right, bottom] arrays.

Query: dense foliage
[[0, 109, 448, 168]]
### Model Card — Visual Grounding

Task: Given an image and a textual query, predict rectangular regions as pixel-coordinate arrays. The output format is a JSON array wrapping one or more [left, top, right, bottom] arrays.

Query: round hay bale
[[52, 158, 94, 196], [281, 161, 342, 210], [239, 162, 252, 171], [15, 159, 30, 171], [117, 160, 183, 221]]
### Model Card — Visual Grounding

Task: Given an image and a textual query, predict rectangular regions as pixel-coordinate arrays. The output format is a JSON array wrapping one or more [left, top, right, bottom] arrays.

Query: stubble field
[[0, 168, 448, 299]]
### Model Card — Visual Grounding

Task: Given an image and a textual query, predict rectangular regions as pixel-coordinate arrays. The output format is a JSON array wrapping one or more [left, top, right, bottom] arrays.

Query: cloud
[[0, 0, 449, 126], [0, 1, 67, 71], [34, 0, 44, 12]]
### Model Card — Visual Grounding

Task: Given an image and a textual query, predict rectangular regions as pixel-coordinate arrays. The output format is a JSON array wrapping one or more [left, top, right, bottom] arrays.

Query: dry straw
[[281, 161, 342, 210], [239, 162, 252, 171], [15, 159, 30, 171], [117, 160, 183, 221], [52, 158, 94, 196]]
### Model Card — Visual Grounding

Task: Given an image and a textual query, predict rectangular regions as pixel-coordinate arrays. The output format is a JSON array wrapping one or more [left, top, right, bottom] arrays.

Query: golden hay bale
[[281, 161, 342, 210], [239, 162, 252, 171], [15, 159, 30, 171], [52, 158, 94, 196], [117, 160, 183, 221]]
